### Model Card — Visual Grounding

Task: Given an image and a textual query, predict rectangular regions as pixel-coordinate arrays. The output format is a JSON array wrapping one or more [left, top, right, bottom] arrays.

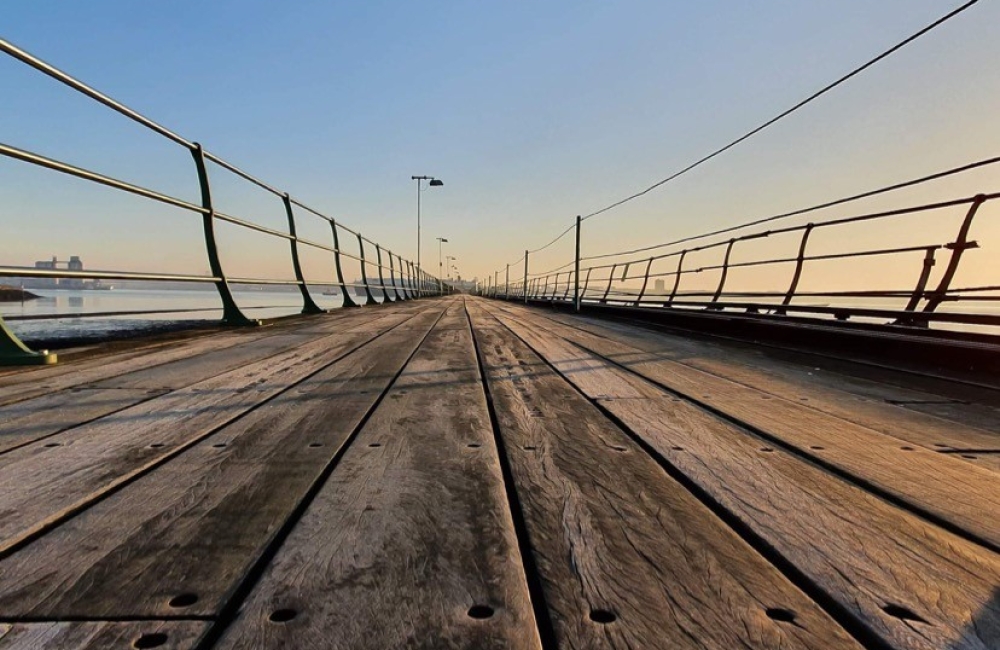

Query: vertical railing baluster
[[375, 244, 393, 302], [387, 251, 402, 301], [574, 215, 582, 312], [777, 225, 814, 315], [396, 255, 408, 299], [582, 268, 592, 304], [282, 193, 324, 314], [923, 194, 985, 314], [409, 261, 419, 299], [524, 251, 529, 304], [666, 251, 686, 306], [191, 143, 256, 325], [709, 239, 736, 309], [601, 264, 617, 304], [635, 257, 654, 307], [329, 219, 357, 308], [894, 246, 939, 325], [356, 233, 378, 306]]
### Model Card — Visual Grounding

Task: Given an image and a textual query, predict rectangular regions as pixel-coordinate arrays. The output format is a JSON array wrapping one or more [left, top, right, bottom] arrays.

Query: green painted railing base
[[0, 317, 58, 366]]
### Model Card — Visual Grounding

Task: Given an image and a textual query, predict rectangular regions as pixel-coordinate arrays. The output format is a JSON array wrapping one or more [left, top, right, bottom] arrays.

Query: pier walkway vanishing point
[[0, 296, 997, 650]]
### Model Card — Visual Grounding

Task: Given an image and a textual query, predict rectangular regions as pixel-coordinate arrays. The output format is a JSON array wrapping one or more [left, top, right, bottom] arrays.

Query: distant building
[[25, 256, 109, 290], [654, 279, 666, 294], [32, 257, 60, 289]]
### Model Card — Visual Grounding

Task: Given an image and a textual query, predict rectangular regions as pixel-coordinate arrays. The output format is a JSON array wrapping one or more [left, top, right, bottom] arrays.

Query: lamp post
[[445, 255, 457, 279], [411, 176, 443, 290], [436, 237, 448, 294]]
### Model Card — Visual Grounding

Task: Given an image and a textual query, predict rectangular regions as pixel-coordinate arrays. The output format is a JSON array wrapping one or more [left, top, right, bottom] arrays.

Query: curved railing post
[[191, 143, 257, 326], [777, 225, 814, 316], [923, 194, 985, 314], [601, 264, 617, 304], [0, 318, 57, 365], [894, 246, 939, 326], [329, 219, 357, 308], [574, 215, 582, 312], [387, 251, 404, 301], [401, 256, 414, 299], [581, 268, 592, 305], [356, 233, 378, 306], [562, 271, 572, 302], [666, 251, 687, 306], [375, 244, 393, 302], [635, 257, 654, 307], [709, 239, 736, 309], [523, 251, 529, 304], [282, 193, 324, 314], [410, 261, 420, 298]]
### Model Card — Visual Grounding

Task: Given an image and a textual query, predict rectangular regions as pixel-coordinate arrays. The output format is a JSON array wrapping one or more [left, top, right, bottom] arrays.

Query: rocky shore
[[0, 284, 41, 302]]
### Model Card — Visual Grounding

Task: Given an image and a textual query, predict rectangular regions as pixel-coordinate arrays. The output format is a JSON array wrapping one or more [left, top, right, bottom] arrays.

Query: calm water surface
[[0, 288, 387, 342]]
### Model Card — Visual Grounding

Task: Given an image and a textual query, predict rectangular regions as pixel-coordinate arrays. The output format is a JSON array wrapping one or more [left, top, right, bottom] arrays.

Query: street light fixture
[[411, 176, 444, 288], [445, 255, 457, 280], [436, 237, 449, 294]]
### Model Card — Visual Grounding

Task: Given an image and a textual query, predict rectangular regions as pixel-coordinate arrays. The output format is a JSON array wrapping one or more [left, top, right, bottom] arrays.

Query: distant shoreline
[[0, 284, 41, 302]]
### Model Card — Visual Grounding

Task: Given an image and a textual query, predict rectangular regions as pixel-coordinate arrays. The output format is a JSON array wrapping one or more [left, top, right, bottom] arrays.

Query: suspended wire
[[529, 259, 576, 279], [492, 0, 981, 282], [577, 0, 982, 223], [529, 222, 576, 254], [492, 220, 575, 279], [579, 153, 1000, 263]]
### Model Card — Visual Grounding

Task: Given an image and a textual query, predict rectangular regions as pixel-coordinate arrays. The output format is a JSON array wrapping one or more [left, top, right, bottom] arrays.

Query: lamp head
[[429, 179, 444, 187]]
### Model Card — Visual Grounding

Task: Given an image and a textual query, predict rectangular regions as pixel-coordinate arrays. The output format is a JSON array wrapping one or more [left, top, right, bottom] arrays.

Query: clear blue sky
[[2, 0, 998, 287]]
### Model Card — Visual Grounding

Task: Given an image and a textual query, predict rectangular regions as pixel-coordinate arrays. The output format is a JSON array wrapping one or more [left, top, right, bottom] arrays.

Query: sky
[[2, 0, 999, 296]]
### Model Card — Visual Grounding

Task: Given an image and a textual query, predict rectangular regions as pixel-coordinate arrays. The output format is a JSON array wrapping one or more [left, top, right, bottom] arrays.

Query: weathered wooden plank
[[0, 621, 208, 650], [467, 304, 859, 650], [0, 303, 415, 406], [0, 387, 164, 454], [85, 331, 319, 390], [0, 308, 426, 454], [0, 308, 446, 618], [0, 328, 277, 406], [480, 300, 1000, 650], [84, 309, 423, 391], [947, 451, 1000, 473], [532, 308, 1000, 449], [213, 301, 540, 650], [0, 305, 435, 556], [493, 304, 1000, 550]]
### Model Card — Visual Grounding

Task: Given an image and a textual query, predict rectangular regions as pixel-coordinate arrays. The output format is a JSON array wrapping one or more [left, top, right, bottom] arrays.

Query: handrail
[[489, 182, 998, 337], [0, 38, 453, 365]]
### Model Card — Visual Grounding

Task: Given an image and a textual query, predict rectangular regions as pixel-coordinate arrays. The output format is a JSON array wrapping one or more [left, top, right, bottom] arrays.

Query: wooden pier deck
[[0, 296, 997, 650]]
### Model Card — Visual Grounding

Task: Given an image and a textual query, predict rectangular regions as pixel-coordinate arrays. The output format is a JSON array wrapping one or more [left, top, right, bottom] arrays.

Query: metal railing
[[484, 173, 999, 336], [0, 38, 452, 366]]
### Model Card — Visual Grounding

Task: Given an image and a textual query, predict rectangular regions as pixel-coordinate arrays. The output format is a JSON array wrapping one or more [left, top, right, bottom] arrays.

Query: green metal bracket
[[282, 193, 324, 315], [0, 315, 57, 366], [388, 252, 405, 301], [375, 244, 393, 302], [399, 255, 414, 299], [191, 143, 258, 327], [356, 233, 378, 306], [329, 219, 357, 308]]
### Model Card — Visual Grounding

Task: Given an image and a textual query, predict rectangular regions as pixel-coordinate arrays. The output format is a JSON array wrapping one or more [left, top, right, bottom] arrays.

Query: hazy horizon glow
[[2, 1, 998, 300]]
